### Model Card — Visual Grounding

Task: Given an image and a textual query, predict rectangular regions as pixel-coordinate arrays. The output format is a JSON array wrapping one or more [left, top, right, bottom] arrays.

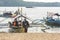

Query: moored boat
[[45, 12, 60, 26]]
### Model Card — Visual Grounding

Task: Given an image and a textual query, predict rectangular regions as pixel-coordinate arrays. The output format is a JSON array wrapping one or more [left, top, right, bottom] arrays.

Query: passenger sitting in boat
[[22, 19, 30, 32], [13, 18, 19, 28], [8, 21, 12, 28], [18, 20, 22, 27]]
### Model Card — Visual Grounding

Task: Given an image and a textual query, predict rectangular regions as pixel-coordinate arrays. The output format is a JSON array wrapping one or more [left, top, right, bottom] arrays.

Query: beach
[[0, 33, 59, 40]]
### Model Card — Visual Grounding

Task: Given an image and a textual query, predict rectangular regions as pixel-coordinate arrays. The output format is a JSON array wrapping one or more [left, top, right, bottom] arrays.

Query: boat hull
[[45, 18, 60, 26]]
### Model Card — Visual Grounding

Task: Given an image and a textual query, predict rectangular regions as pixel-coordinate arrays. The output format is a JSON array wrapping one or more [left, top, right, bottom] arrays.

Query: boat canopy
[[54, 13, 60, 16]]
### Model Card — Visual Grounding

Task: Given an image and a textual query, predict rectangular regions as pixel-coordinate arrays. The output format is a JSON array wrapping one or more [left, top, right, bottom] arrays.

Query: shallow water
[[0, 7, 60, 33]]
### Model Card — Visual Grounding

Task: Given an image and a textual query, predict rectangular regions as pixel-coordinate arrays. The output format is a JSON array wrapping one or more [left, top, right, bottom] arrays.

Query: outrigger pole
[[20, 7, 23, 27]]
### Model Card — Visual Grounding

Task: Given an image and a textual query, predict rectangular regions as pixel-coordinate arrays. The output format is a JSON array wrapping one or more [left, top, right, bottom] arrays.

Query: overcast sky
[[24, 0, 60, 2]]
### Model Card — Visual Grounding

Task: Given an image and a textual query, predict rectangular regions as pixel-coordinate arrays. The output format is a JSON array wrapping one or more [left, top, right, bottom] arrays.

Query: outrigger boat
[[45, 12, 60, 26], [8, 8, 32, 29]]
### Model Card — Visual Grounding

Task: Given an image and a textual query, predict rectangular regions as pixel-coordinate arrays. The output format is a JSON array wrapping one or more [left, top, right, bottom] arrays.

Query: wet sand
[[0, 33, 59, 40]]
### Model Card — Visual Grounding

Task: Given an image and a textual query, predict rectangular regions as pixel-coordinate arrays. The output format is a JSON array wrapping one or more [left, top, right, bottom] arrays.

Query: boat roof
[[54, 13, 60, 16]]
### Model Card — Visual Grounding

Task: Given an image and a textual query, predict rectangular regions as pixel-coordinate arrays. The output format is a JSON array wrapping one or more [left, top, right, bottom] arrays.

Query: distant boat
[[3, 12, 12, 17], [26, 6, 34, 8], [44, 12, 60, 26], [0, 11, 12, 18]]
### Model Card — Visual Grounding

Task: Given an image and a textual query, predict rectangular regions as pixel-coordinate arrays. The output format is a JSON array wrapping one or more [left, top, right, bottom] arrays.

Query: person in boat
[[18, 20, 22, 27], [13, 18, 19, 28], [22, 19, 30, 32], [8, 21, 12, 28]]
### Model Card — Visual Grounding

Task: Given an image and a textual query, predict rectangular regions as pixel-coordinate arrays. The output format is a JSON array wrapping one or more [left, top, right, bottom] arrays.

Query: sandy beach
[[0, 33, 59, 40]]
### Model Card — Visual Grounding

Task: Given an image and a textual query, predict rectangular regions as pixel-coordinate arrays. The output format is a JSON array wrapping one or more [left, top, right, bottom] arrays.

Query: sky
[[24, 0, 60, 2]]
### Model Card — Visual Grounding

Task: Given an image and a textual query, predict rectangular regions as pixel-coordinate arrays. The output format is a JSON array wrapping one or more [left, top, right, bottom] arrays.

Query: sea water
[[0, 7, 60, 33]]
